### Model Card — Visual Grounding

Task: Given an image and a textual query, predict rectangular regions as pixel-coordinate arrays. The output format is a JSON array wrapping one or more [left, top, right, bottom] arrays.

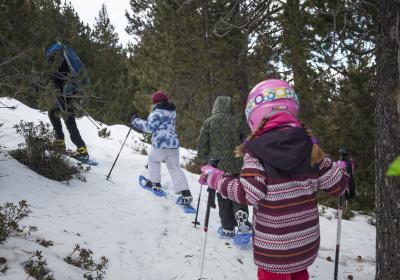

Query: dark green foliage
[[36, 238, 54, 248], [0, 0, 137, 124], [126, 0, 255, 147], [24, 251, 55, 280], [64, 244, 109, 280], [0, 200, 32, 244], [97, 127, 111, 139], [183, 156, 202, 175], [11, 121, 86, 182]]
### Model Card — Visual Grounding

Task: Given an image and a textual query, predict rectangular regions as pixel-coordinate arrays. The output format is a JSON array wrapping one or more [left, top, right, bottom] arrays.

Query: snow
[[0, 97, 376, 280]]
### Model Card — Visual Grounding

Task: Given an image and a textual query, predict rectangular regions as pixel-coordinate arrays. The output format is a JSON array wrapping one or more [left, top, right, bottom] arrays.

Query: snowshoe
[[70, 147, 97, 166], [234, 221, 252, 245], [138, 175, 166, 197], [73, 146, 89, 160], [176, 190, 196, 213], [217, 226, 236, 239]]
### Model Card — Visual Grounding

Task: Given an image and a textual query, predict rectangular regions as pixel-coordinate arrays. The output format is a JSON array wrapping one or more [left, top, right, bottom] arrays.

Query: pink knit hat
[[151, 91, 169, 104]]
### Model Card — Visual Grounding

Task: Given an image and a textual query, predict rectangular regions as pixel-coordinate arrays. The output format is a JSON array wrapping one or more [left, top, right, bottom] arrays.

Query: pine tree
[[93, 4, 120, 49], [89, 3, 135, 123]]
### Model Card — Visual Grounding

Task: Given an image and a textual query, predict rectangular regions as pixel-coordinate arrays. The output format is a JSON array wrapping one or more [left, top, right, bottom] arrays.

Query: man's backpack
[[46, 42, 84, 76]]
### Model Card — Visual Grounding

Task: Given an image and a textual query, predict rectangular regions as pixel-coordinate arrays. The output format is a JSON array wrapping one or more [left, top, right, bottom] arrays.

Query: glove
[[130, 113, 139, 124], [199, 165, 224, 189], [337, 160, 347, 170]]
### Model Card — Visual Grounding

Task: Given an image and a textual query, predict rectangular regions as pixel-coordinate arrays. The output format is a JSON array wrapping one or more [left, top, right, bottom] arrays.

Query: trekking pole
[[192, 183, 203, 227], [334, 195, 345, 280], [334, 148, 356, 280], [73, 103, 102, 129], [106, 127, 132, 180], [198, 159, 219, 280]]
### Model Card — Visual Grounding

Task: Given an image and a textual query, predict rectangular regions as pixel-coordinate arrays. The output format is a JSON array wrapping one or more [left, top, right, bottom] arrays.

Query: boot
[[73, 146, 89, 160], [235, 210, 252, 233], [181, 189, 193, 204], [177, 189, 193, 205], [144, 179, 162, 191], [152, 182, 162, 192]]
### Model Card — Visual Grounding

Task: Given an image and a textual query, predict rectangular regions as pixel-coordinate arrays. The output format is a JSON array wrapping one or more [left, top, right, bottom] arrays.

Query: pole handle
[[338, 148, 356, 201]]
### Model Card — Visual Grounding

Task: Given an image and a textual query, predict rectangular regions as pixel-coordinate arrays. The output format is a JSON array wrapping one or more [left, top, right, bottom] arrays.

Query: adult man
[[46, 42, 88, 160]]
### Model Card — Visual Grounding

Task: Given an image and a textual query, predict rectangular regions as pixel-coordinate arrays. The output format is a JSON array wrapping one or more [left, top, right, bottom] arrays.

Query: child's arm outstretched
[[201, 152, 267, 206], [131, 111, 161, 134], [317, 156, 349, 196]]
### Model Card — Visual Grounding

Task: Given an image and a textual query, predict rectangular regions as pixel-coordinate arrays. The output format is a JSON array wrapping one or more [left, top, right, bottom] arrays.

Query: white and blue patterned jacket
[[132, 102, 180, 149]]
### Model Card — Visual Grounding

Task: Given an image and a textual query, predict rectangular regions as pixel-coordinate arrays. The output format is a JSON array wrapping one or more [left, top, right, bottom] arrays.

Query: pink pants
[[258, 268, 309, 280]]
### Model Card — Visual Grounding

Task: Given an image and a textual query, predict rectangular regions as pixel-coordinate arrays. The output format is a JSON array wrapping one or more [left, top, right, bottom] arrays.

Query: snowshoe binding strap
[[152, 183, 163, 192], [176, 195, 193, 206], [217, 226, 235, 239]]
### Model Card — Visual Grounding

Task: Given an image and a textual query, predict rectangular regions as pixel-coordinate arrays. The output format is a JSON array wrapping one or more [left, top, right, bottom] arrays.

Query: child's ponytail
[[235, 117, 269, 157], [302, 124, 326, 166]]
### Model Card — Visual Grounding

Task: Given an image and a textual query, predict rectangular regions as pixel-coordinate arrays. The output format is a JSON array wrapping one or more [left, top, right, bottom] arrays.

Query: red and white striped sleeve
[[216, 153, 267, 205], [318, 156, 349, 196]]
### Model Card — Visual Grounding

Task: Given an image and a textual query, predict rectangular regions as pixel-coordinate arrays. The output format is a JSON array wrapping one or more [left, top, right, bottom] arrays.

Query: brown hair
[[302, 123, 326, 166], [235, 117, 269, 157], [235, 119, 326, 166]]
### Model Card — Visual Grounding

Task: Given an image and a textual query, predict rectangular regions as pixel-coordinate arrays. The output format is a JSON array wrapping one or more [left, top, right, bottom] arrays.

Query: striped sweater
[[215, 128, 349, 274]]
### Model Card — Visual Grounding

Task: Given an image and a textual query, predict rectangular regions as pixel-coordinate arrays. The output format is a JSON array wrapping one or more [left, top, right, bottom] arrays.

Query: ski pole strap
[[207, 188, 216, 209], [339, 148, 356, 201]]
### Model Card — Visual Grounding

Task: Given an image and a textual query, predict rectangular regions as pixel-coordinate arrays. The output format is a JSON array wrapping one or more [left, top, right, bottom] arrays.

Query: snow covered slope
[[0, 97, 376, 280]]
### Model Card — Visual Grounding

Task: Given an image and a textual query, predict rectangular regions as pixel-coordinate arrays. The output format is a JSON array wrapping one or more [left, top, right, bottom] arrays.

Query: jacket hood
[[246, 127, 312, 172], [211, 96, 233, 115], [153, 102, 176, 112]]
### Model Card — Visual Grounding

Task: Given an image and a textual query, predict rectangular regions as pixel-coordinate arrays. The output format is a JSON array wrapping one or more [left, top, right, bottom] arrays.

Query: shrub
[[24, 251, 54, 280], [36, 238, 54, 248], [0, 200, 35, 244], [64, 244, 109, 280], [14, 121, 53, 169], [97, 128, 111, 139], [10, 121, 86, 182], [0, 256, 8, 274]]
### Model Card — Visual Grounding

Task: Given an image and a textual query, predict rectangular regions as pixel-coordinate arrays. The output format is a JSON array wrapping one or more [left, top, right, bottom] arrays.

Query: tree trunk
[[202, 0, 215, 115], [375, 1, 400, 279], [282, 0, 311, 121], [232, 1, 249, 109], [237, 42, 249, 109]]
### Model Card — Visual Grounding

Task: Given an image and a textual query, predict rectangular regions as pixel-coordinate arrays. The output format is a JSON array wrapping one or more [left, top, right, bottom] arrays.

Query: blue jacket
[[132, 102, 180, 149]]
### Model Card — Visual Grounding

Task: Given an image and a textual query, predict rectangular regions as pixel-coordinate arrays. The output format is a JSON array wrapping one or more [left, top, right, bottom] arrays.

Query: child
[[197, 96, 251, 237], [199, 79, 349, 280], [132, 91, 192, 205]]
